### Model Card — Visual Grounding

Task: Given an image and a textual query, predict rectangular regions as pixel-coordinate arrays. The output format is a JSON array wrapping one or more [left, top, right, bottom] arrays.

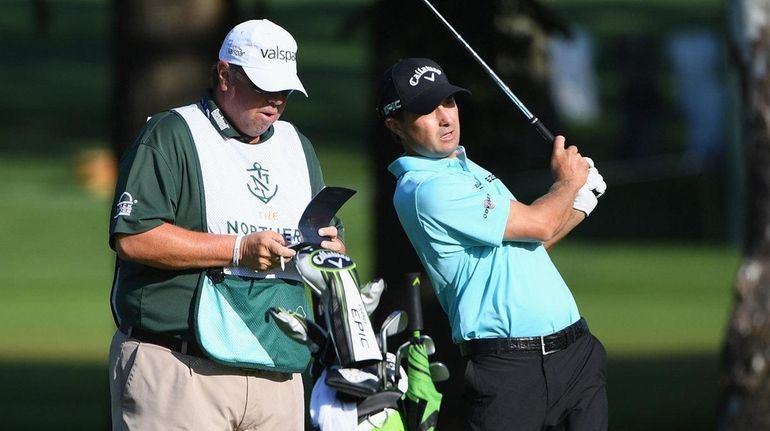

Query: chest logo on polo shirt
[[247, 162, 278, 204]]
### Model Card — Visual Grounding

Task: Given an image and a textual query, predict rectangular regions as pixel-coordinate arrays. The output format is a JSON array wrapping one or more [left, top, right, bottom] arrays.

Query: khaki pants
[[109, 330, 304, 431]]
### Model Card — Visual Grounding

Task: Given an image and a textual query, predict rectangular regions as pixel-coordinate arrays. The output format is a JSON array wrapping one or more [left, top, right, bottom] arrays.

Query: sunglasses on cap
[[231, 65, 294, 98]]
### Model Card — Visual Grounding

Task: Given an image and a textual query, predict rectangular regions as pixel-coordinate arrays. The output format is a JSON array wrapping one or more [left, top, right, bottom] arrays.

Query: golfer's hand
[[573, 157, 607, 216], [240, 231, 296, 271], [551, 135, 589, 188], [583, 157, 607, 197], [319, 226, 346, 254]]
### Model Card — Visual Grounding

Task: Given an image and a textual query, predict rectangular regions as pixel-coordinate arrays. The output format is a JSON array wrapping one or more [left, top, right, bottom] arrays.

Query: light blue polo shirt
[[388, 147, 580, 343]]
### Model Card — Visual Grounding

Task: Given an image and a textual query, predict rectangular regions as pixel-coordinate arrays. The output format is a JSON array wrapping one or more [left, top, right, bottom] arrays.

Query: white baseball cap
[[219, 19, 308, 97]]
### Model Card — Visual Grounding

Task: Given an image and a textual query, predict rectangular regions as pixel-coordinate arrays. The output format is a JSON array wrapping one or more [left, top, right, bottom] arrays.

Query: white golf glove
[[573, 157, 607, 216]]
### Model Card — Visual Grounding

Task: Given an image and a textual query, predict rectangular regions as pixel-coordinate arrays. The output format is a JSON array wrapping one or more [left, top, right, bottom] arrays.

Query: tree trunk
[[718, 1, 770, 429], [109, 0, 237, 158]]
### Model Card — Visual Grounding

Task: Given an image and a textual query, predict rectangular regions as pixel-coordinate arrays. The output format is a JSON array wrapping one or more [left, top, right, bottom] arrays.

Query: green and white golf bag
[[269, 247, 445, 431]]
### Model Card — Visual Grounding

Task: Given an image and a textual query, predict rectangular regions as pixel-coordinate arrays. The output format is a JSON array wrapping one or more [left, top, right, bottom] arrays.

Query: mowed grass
[[551, 241, 737, 357], [0, 157, 114, 362]]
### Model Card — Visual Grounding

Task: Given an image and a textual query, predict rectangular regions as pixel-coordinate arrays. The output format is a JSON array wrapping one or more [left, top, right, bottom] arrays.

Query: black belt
[[459, 318, 588, 357], [120, 326, 206, 358]]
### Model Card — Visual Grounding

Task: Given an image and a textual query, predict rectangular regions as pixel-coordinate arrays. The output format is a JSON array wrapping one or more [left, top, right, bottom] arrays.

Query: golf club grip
[[532, 118, 555, 143], [405, 272, 423, 333]]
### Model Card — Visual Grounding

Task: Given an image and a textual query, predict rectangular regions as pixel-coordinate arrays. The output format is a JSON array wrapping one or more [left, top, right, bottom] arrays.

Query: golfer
[[379, 57, 608, 431], [108, 20, 344, 430]]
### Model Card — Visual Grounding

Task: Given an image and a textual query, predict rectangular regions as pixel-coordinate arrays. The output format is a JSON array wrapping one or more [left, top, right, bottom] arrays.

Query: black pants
[[463, 332, 608, 431]]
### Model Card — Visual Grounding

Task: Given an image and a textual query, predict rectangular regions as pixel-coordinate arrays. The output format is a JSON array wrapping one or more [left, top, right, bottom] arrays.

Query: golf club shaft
[[418, 0, 555, 143]]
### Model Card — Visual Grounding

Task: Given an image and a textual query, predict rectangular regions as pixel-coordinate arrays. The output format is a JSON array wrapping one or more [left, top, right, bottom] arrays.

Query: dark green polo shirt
[[109, 97, 338, 339]]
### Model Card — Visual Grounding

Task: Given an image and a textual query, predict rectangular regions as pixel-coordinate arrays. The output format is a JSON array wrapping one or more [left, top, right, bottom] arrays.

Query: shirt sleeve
[[414, 173, 508, 248], [108, 113, 186, 249]]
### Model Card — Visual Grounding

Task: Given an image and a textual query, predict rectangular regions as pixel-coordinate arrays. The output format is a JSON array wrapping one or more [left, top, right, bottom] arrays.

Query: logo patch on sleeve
[[482, 194, 495, 219], [114, 192, 137, 218]]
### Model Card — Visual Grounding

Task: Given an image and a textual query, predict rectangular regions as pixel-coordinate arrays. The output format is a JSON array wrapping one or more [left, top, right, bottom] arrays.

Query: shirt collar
[[388, 146, 469, 178], [198, 93, 275, 143]]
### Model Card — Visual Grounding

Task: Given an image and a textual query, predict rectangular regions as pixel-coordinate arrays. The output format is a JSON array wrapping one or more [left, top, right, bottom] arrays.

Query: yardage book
[[289, 186, 356, 249]]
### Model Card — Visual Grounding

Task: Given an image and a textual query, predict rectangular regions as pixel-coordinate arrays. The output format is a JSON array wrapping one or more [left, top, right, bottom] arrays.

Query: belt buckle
[[540, 336, 557, 356]]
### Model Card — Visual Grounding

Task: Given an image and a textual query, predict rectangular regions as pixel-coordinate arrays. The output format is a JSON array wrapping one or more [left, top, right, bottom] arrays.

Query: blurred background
[[0, 0, 746, 429]]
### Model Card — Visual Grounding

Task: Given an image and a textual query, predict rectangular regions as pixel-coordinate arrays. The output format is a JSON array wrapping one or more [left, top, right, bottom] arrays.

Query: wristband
[[232, 235, 244, 267]]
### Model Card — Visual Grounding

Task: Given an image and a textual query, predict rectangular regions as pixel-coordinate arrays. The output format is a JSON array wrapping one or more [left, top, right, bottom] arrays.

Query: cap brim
[[242, 66, 308, 97], [405, 83, 470, 115]]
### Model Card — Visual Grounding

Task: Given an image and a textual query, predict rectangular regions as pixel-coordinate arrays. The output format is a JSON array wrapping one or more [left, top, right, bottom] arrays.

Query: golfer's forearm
[[504, 180, 580, 242], [536, 179, 579, 229], [115, 223, 234, 270], [544, 209, 585, 249]]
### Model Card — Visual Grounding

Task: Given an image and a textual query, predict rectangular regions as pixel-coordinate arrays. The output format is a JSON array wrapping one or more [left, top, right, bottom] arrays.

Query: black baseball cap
[[377, 58, 470, 118]]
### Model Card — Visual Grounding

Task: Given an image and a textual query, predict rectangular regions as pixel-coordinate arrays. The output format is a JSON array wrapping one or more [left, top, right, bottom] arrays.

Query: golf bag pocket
[[194, 274, 311, 372]]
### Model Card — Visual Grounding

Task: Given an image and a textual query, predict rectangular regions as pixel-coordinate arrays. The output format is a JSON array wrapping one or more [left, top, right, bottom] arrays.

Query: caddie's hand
[[551, 136, 589, 187], [573, 157, 607, 216], [240, 231, 296, 271], [319, 226, 346, 254]]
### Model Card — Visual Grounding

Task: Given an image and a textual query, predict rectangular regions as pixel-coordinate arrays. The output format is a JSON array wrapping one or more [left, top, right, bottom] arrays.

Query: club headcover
[[296, 246, 382, 367], [325, 365, 381, 399]]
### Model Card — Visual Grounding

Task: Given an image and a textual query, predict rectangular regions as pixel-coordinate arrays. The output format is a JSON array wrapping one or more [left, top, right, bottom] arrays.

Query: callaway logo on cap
[[377, 57, 470, 117], [219, 19, 308, 96]]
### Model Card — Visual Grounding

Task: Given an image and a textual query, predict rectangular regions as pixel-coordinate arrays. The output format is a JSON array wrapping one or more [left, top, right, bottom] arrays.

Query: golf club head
[[429, 361, 450, 382], [378, 310, 408, 355], [376, 352, 408, 392], [395, 340, 411, 371], [418, 334, 436, 356], [384, 351, 398, 385]]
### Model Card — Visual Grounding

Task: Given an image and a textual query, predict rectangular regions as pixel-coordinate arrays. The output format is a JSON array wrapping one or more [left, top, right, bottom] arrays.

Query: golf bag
[[267, 247, 445, 430]]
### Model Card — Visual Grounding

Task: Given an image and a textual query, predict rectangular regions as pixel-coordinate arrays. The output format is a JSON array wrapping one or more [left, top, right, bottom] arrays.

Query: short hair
[[384, 110, 406, 144], [209, 62, 220, 89]]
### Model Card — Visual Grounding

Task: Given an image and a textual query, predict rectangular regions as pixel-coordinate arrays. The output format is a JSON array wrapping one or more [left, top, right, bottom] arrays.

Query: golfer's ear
[[384, 117, 402, 138]]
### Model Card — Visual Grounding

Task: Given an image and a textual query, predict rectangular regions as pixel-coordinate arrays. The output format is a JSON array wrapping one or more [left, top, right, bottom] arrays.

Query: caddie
[[107, 19, 344, 430], [378, 57, 609, 431]]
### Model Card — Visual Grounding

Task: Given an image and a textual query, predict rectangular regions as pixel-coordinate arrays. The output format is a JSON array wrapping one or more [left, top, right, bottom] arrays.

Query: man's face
[[218, 63, 290, 142], [386, 96, 461, 159]]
